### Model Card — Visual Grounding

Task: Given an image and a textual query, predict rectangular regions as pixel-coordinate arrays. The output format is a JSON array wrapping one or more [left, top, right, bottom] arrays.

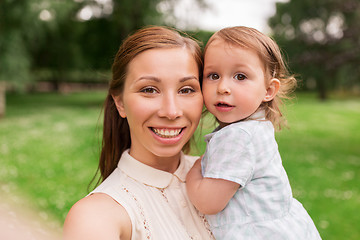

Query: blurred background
[[0, 0, 359, 239]]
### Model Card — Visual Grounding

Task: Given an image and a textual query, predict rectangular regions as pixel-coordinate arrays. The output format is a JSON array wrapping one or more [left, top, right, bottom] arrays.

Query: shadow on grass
[[5, 91, 107, 116]]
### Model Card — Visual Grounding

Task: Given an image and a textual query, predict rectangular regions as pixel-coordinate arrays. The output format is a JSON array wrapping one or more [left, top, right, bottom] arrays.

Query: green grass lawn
[[0, 91, 359, 239]]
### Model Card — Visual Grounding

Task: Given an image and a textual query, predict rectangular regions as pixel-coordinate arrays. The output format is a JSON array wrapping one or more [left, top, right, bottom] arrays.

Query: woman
[[63, 26, 214, 239]]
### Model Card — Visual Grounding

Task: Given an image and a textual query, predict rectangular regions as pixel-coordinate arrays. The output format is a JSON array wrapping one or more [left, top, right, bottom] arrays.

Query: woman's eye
[[234, 73, 246, 81], [140, 87, 158, 94], [208, 73, 220, 80], [179, 87, 195, 95]]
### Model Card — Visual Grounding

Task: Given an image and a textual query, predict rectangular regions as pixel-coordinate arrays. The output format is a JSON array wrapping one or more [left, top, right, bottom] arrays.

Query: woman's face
[[114, 47, 203, 171]]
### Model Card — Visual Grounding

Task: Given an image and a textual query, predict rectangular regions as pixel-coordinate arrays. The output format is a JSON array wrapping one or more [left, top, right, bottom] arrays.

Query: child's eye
[[234, 73, 247, 81], [179, 87, 195, 95], [140, 87, 158, 94], [208, 73, 220, 80]]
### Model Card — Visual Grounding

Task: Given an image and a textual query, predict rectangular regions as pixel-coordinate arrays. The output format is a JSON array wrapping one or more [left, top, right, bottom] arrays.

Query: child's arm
[[186, 158, 240, 215]]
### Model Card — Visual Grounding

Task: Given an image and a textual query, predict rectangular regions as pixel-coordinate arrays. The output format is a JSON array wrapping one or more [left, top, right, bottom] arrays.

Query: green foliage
[[0, 0, 81, 88], [187, 30, 215, 48], [0, 0, 36, 86], [0, 92, 359, 239], [269, 0, 360, 99], [0, 31, 32, 88], [111, 0, 163, 34], [0, 0, 208, 88]]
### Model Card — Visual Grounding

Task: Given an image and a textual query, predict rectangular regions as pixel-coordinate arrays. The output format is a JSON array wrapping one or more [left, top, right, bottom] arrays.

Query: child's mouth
[[216, 102, 233, 108], [215, 102, 234, 112]]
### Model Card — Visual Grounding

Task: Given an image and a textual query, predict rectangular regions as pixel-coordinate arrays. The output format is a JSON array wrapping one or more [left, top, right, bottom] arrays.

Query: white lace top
[[90, 150, 214, 240]]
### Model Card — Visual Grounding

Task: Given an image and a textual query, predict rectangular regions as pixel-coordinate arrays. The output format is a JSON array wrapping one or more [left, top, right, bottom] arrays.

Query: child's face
[[203, 38, 269, 127]]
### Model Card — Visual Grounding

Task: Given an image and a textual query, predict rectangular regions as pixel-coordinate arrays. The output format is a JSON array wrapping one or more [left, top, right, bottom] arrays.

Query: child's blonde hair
[[204, 26, 297, 130]]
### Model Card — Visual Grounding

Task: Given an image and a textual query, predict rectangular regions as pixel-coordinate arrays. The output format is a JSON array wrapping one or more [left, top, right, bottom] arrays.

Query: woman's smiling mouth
[[151, 128, 184, 138]]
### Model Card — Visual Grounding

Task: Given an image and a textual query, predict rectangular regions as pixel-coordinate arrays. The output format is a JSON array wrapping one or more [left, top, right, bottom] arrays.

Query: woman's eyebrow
[[180, 76, 199, 82], [136, 76, 198, 83], [136, 76, 161, 82]]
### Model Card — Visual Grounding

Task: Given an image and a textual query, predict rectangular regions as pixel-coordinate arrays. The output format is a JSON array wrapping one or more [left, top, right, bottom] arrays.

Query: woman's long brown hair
[[98, 26, 203, 182]]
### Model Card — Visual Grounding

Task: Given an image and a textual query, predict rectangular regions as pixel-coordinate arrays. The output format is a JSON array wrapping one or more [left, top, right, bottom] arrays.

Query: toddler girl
[[186, 26, 321, 239]]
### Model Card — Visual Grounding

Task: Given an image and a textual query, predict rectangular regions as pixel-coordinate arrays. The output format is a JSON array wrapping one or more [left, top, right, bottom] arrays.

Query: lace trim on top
[[122, 187, 151, 239]]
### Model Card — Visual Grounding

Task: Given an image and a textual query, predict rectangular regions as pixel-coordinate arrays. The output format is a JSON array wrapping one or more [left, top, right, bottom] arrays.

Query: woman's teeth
[[152, 128, 182, 138]]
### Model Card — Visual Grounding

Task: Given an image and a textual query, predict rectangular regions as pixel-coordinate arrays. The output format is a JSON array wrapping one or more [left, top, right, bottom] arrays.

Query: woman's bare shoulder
[[63, 193, 131, 240]]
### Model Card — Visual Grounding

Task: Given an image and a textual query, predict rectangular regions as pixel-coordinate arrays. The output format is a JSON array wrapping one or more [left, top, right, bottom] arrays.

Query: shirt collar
[[117, 149, 187, 189], [204, 110, 266, 142], [247, 109, 266, 120]]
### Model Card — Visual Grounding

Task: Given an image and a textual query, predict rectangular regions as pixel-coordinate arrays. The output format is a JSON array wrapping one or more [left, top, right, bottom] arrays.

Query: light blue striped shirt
[[201, 112, 321, 239]]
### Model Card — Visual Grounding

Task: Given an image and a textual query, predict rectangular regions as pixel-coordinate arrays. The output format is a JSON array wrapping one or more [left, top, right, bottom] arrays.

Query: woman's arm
[[186, 159, 240, 215], [63, 193, 131, 240]]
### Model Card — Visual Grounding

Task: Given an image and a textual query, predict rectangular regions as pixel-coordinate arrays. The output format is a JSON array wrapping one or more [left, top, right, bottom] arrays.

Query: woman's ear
[[263, 78, 280, 102], [112, 94, 127, 118]]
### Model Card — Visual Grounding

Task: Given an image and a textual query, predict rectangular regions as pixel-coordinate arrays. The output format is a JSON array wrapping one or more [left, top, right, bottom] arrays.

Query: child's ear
[[112, 94, 127, 118], [263, 78, 280, 102]]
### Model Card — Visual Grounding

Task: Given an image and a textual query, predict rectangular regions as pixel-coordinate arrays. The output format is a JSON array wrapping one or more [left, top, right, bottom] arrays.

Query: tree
[[0, 0, 35, 116], [269, 0, 360, 100], [0, 0, 208, 117], [0, 0, 80, 116], [71, 0, 209, 70]]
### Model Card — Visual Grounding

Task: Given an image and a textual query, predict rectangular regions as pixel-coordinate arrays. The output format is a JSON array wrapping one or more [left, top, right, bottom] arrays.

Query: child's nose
[[217, 79, 231, 95]]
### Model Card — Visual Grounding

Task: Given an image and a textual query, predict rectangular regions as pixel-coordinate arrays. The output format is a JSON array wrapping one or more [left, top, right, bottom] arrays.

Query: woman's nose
[[158, 93, 183, 120], [217, 79, 231, 95]]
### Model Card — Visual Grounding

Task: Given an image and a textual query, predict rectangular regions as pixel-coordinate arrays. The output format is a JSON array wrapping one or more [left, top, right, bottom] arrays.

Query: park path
[[0, 195, 62, 240]]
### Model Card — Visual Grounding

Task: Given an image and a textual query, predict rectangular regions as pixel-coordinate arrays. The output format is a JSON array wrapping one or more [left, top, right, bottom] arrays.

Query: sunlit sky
[[53, 0, 289, 34], [174, 0, 289, 33]]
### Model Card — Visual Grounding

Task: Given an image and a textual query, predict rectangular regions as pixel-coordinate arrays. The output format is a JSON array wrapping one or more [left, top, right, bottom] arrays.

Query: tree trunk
[[0, 81, 6, 118], [317, 77, 327, 101]]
